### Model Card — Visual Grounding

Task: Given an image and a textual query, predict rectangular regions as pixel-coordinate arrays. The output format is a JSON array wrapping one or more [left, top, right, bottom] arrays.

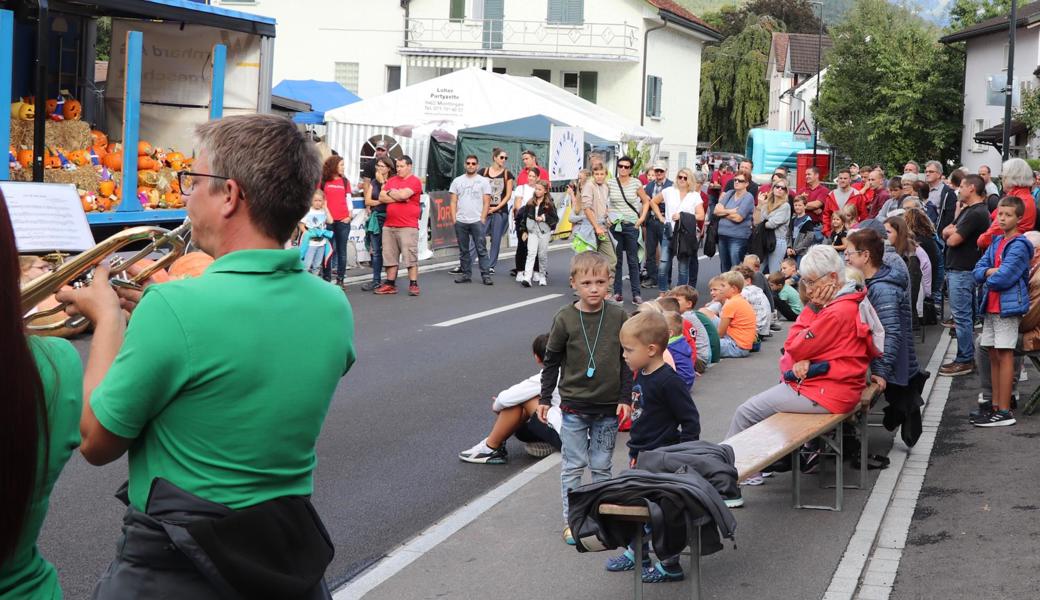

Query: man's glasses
[[618, 164, 633, 170], [843, 249, 865, 258], [178, 171, 230, 195], [465, 161, 478, 166]]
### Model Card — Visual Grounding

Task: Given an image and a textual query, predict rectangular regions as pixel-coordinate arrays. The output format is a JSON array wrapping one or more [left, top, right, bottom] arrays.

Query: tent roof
[[459, 114, 611, 146], [272, 80, 361, 124], [323, 68, 661, 144]]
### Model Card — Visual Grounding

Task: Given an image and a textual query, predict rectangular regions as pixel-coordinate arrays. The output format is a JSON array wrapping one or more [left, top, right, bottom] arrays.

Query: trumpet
[[21, 220, 192, 331]]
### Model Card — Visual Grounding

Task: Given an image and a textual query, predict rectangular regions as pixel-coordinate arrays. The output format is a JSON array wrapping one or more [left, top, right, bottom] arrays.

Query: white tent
[[324, 68, 661, 179]]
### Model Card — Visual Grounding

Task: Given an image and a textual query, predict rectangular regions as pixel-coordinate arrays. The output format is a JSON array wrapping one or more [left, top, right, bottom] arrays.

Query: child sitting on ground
[[767, 271, 803, 321], [656, 296, 697, 362], [734, 265, 773, 337], [781, 257, 800, 288], [663, 311, 696, 388], [668, 285, 718, 367], [741, 254, 774, 312], [700, 272, 757, 358], [459, 334, 562, 464], [605, 311, 701, 584]]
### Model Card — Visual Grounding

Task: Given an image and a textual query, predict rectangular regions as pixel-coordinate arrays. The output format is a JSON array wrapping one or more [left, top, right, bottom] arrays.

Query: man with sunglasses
[[641, 160, 673, 289], [450, 155, 493, 285], [607, 156, 652, 304]]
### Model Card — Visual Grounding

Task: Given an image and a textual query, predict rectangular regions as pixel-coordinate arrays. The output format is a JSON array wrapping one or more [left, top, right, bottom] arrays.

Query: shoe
[[516, 273, 525, 282], [360, 280, 379, 292], [374, 283, 398, 295], [562, 527, 575, 546], [801, 449, 821, 474], [938, 361, 974, 377], [524, 441, 554, 458], [770, 322, 782, 331], [482, 276, 494, 286], [408, 283, 421, 296], [454, 276, 472, 284], [449, 266, 463, 274], [973, 410, 1016, 427], [539, 277, 548, 287], [613, 294, 624, 303], [740, 475, 764, 486], [633, 295, 643, 305], [969, 402, 993, 423], [641, 280, 656, 289], [941, 317, 955, 328], [605, 549, 649, 572], [521, 278, 532, 288], [642, 563, 684, 583], [335, 279, 344, 286], [458, 439, 508, 464], [724, 495, 744, 508], [489, 267, 496, 274], [509, 269, 518, 277]]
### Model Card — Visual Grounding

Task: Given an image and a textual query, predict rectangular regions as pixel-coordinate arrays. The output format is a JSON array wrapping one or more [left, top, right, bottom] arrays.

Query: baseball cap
[[653, 160, 667, 171]]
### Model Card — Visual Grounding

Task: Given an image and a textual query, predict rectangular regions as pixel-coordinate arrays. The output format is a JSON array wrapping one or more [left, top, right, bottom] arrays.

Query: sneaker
[[642, 563, 684, 583], [408, 283, 421, 296], [537, 273, 548, 286], [525, 441, 554, 458], [724, 495, 744, 508], [633, 295, 643, 305], [941, 317, 955, 328], [482, 276, 494, 286], [740, 475, 765, 486], [509, 269, 518, 277], [521, 278, 532, 288], [973, 410, 1016, 427], [458, 439, 508, 464], [613, 294, 624, 303], [449, 265, 463, 274], [374, 283, 398, 295], [605, 549, 649, 572], [562, 526, 575, 546], [641, 279, 656, 289], [969, 402, 992, 423], [516, 273, 525, 282], [770, 322, 782, 331], [489, 267, 496, 274], [801, 449, 821, 474], [360, 280, 379, 292], [938, 361, 974, 377], [454, 275, 472, 284]]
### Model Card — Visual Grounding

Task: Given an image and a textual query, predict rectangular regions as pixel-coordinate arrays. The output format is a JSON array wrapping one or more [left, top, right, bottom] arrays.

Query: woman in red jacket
[[726, 244, 880, 439], [320, 155, 353, 285]]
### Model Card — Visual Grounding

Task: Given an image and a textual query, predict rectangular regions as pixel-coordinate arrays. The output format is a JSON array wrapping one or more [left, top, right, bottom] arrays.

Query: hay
[[10, 118, 93, 152], [10, 166, 100, 193]]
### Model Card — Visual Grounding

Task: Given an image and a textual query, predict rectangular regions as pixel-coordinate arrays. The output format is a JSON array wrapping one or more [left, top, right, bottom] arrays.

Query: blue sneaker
[[642, 562, 684, 583], [562, 527, 575, 546], [605, 549, 650, 572]]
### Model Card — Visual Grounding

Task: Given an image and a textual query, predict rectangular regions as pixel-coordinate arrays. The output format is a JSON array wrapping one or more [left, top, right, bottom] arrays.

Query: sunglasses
[[465, 161, 478, 165], [677, 175, 688, 181], [735, 179, 747, 184], [618, 164, 633, 170], [774, 185, 787, 191], [497, 155, 508, 160]]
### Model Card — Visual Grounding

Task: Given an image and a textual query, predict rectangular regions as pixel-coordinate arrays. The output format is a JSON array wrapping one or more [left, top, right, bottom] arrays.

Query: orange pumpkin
[[62, 99, 82, 120], [164, 191, 182, 208], [96, 195, 112, 211], [98, 180, 116, 197], [106, 142, 122, 155], [137, 156, 156, 171], [16, 148, 32, 168], [80, 195, 94, 211], [44, 98, 57, 117], [165, 151, 186, 169], [43, 149, 60, 169], [91, 130, 108, 148], [137, 141, 153, 157], [68, 149, 90, 166], [102, 152, 123, 171], [169, 252, 213, 279], [133, 259, 171, 284]]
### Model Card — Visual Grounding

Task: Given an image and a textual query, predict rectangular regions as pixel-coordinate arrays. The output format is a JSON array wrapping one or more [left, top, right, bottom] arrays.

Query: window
[[645, 75, 662, 118], [334, 62, 359, 94], [451, 0, 484, 21], [532, 69, 551, 82], [547, 0, 583, 25], [562, 71, 579, 95], [971, 118, 986, 153], [561, 71, 597, 102], [386, 66, 401, 92], [678, 152, 688, 169], [492, 67, 506, 74], [450, 0, 466, 21]]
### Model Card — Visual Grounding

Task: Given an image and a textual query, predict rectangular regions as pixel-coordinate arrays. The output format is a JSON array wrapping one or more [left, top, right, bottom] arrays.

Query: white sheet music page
[[3, 182, 95, 252]]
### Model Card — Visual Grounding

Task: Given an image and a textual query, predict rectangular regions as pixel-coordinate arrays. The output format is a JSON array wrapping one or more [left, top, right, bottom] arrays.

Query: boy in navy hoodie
[[605, 311, 700, 583], [973, 195, 1034, 427], [663, 311, 696, 388]]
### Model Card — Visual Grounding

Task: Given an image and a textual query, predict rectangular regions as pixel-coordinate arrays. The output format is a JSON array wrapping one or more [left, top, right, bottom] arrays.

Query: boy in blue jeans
[[604, 310, 701, 583], [972, 195, 1034, 427], [538, 252, 632, 545]]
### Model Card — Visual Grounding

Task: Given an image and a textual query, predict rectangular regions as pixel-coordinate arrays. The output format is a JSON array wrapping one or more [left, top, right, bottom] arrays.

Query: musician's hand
[[115, 263, 157, 314], [55, 264, 123, 324]]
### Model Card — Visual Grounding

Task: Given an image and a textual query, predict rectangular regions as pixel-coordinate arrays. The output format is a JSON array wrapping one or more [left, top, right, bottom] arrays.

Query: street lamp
[[1003, 0, 1018, 160], [810, 1, 824, 162]]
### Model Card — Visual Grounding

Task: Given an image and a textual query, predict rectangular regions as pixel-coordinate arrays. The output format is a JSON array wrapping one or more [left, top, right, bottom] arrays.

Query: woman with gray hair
[[725, 245, 881, 450], [979, 157, 1037, 249]]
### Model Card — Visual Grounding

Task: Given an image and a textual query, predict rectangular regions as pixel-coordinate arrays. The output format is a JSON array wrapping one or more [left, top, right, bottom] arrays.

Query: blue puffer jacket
[[973, 234, 1034, 317], [865, 252, 920, 387]]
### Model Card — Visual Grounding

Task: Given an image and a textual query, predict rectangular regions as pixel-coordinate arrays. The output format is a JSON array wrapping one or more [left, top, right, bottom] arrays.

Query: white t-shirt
[[449, 174, 492, 224], [661, 187, 700, 225], [301, 209, 327, 247], [985, 181, 999, 197], [512, 183, 535, 212]]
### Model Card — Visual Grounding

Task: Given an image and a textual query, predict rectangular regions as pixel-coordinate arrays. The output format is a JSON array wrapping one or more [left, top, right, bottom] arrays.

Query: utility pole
[[1003, 0, 1017, 160], [811, 1, 823, 163]]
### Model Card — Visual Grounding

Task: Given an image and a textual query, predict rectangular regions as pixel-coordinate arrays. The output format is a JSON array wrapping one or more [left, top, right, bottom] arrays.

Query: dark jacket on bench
[[567, 470, 736, 559], [635, 441, 739, 501]]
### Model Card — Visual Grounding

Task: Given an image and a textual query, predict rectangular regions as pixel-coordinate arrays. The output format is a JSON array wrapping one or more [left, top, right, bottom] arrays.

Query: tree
[[813, 0, 964, 170], [96, 17, 112, 62], [704, 0, 823, 39], [949, 0, 1013, 31]]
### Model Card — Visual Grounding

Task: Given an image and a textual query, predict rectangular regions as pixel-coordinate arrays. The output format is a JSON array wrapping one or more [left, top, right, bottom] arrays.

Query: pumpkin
[[106, 142, 122, 155], [164, 190, 182, 208], [138, 156, 156, 171], [138, 170, 159, 188], [43, 149, 60, 169], [80, 194, 94, 212], [99, 180, 116, 197], [16, 148, 32, 168], [90, 130, 108, 148], [62, 98, 82, 120], [137, 141, 153, 157], [133, 258, 171, 284], [102, 152, 123, 171], [96, 195, 112, 211], [145, 188, 161, 208], [169, 252, 213, 279], [165, 151, 185, 169], [44, 98, 57, 117], [11, 101, 34, 120], [68, 149, 90, 166]]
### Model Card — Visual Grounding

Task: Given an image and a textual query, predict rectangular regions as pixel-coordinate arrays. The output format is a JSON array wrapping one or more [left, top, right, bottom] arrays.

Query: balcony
[[402, 17, 640, 62]]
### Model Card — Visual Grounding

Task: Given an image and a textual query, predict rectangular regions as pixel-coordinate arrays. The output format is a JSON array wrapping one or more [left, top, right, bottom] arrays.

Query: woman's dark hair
[[532, 333, 549, 362], [912, 180, 929, 200], [0, 192, 47, 562], [847, 228, 885, 268], [903, 207, 935, 238], [491, 147, 505, 159], [321, 155, 343, 185]]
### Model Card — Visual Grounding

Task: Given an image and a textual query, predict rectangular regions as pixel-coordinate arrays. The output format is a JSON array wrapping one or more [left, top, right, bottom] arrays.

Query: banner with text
[[429, 191, 457, 251]]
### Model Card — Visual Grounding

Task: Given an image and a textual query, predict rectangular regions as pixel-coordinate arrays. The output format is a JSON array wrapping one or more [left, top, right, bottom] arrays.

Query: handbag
[[702, 215, 718, 257]]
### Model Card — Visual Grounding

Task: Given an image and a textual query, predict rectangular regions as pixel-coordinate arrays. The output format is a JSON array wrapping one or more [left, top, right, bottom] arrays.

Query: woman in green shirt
[[0, 196, 83, 599]]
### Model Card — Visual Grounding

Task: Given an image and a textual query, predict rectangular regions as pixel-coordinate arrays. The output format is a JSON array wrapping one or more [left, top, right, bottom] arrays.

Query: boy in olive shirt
[[538, 252, 632, 545]]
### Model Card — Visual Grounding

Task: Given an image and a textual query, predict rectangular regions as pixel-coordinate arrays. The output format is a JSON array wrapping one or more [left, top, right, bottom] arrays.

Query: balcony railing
[[402, 17, 639, 61]]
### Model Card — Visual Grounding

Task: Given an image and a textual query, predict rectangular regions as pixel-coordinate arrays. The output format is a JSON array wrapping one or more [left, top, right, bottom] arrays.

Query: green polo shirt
[[91, 249, 356, 511]]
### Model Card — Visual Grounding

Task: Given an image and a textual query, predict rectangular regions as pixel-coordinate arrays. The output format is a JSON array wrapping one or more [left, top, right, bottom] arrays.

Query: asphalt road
[[38, 248, 725, 598]]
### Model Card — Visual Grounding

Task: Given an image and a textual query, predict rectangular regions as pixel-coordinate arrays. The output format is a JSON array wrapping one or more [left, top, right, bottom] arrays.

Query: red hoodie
[[778, 288, 880, 414], [978, 186, 1035, 249]]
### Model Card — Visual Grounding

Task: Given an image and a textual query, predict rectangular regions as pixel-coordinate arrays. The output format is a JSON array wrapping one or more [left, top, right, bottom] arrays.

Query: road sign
[[794, 118, 813, 139]]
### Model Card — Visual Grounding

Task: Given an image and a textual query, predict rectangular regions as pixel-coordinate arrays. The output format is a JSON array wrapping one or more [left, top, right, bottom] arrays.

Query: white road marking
[[431, 294, 564, 327]]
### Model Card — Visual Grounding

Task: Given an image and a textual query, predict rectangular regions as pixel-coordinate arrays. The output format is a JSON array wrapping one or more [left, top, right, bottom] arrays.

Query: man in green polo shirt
[[58, 114, 354, 599]]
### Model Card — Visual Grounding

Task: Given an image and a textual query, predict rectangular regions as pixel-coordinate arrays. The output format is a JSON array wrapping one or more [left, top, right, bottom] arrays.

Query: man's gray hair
[[800, 245, 847, 286], [1002, 157, 1034, 188], [1024, 230, 1040, 249], [196, 114, 321, 244], [925, 160, 943, 176]]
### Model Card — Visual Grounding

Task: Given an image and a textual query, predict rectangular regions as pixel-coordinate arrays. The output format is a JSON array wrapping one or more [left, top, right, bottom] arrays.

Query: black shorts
[[514, 415, 562, 450]]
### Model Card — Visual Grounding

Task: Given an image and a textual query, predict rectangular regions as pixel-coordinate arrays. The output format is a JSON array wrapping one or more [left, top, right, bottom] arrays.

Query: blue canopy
[[272, 80, 361, 124]]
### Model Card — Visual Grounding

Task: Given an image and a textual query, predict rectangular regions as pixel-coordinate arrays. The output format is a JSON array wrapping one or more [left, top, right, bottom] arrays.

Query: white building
[[212, 0, 720, 171], [788, 67, 826, 140], [941, 3, 1040, 174], [765, 32, 831, 132]]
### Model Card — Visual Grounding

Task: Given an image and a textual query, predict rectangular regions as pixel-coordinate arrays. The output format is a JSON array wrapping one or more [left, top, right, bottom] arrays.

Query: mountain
[[672, 0, 907, 27]]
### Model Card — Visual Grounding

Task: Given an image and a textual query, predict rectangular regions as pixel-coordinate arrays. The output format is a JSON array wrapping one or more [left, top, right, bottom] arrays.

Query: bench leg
[[792, 447, 801, 508], [633, 524, 644, 600], [860, 411, 868, 489], [689, 524, 701, 600], [798, 421, 845, 511]]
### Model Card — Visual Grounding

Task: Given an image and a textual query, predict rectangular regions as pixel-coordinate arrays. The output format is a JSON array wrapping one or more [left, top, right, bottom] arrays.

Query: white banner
[[548, 126, 585, 182]]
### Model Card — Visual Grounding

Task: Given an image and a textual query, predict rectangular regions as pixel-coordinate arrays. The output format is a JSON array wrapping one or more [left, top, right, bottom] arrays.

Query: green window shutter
[[564, 0, 584, 24], [450, 0, 465, 21], [578, 71, 597, 103], [547, 0, 564, 24], [654, 77, 662, 117], [645, 76, 662, 117]]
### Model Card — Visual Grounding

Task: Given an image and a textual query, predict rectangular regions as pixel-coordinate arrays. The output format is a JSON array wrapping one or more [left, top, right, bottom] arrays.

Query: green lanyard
[[579, 306, 605, 378]]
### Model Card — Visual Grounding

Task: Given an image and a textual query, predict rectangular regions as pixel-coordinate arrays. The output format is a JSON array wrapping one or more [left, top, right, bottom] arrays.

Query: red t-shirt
[[384, 175, 423, 228], [986, 237, 1010, 313], [798, 184, 829, 223], [681, 319, 696, 353], [322, 177, 351, 221], [516, 166, 549, 186]]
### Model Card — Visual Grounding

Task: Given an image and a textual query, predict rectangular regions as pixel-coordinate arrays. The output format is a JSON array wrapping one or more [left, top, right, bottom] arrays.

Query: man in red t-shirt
[[515, 149, 549, 186], [375, 155, 424, 296], [798, 166, 830, 224]]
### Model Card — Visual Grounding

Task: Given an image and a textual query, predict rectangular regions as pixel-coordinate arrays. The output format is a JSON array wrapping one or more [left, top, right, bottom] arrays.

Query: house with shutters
[[213, 0, 720, 171], [765, 32, 831, 132]]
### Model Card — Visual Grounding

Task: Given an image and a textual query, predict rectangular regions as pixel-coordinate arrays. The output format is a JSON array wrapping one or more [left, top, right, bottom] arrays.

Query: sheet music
[[3, 182, 95, 252]]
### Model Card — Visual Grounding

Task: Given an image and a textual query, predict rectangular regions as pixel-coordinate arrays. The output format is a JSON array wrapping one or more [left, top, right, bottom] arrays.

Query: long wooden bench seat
[[726, 412, 849, 482]]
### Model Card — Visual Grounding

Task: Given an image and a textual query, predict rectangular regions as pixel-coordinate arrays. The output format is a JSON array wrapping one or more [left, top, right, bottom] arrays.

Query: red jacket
[[978, 186, 1036, 249], [778, 288, 880, 414], [822, 187, 859, 236]]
